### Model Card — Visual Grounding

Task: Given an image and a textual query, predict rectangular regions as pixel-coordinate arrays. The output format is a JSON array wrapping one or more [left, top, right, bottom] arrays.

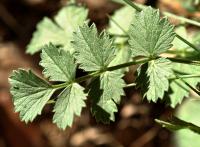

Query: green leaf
[[155, 117, 200, 134], [129, 6, 175, 57], [53, 83, 87, 129], [168, 63, 200, 108], [108, 5, 135, 43], [89, 71, 125, 123], [40, 43, 76, 82], [72, 23, 116, 71], [27, 5, 88, 54], [137, 58, 172, 102], [9, 69, 55, 123]]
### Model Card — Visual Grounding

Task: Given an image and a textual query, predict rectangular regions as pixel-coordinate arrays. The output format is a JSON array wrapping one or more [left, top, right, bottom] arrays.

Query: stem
[[52, 56, 200, 90], [52, 72, 99, 89], [170, 74, 200, 80], [163, 11, 200, 27], [110, 33, 129, 38], [167, 57, 200, 65], [176, 34, 200, 53], [107, 57, 152, 71], [166, 49, 192, 55], [52, 57, 152, 89], [122, 0, 142, 12], [121, 0, 200, 53], [174, 73, 200, 96]]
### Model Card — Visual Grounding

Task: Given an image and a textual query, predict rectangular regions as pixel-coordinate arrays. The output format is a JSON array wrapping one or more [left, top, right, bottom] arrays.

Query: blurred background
[[0, 0, 200, 147]]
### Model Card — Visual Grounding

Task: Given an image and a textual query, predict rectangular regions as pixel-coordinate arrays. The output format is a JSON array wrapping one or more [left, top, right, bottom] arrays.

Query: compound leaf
[[9, 69, 55, 123], [53, 83, 87, 129], [72, 23, 116, 71], [27, 5, 88, 54], [129, 6, 175, 57], [40, 43, 76, 82], [89, 71, 125, 123], [137, 58, 172, 102]]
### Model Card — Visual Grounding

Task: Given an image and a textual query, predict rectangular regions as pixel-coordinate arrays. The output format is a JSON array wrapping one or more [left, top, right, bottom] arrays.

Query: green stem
[[163, 11, 200, 27], [176, 34, 200, 53], [122, 0, 142, 12], [52, 57, 151, 89], [107, 57, 152, 71], [52, 56, 200, 90], [167, 57, 200, 65], [174, 73, 200, 96], [166, 49, 192, 55], [170, 74, 200, 80], [121, 0, 200, 53], [110, 33, 129, 38]]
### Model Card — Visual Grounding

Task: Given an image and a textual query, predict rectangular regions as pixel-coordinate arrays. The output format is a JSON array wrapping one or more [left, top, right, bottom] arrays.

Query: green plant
[[9, 0, 200, 132]]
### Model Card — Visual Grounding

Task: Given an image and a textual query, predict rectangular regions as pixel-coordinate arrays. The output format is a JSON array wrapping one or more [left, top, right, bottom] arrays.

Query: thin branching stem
[[52, 57, 152, 89], [163, 11, 200, 27], [122, 0, 142, 12], [52, 56, 200, 90], [167, 57, 200, 65], [176, 34, 200, 52], [110, 33, 128, 38], [174, 73, 200, 96], [170, 74, 200, 80]]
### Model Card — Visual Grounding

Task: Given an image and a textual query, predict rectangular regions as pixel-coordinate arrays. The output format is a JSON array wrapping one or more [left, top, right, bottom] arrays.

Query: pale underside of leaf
[[129, 6, 175, 57], [147, 59, 172, 101], [9, 69, 55, 123], [40, 43, 76, 82], [53, 83, 87, 129], [137, 58, 172, 102]]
